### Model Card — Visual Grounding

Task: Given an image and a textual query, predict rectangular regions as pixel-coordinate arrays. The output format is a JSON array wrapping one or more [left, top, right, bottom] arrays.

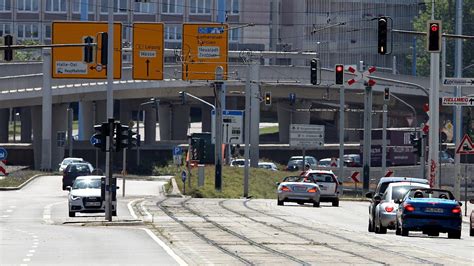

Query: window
[[0, 0, 11, 11], [229, 28, 239, 42], [101, 0, 127, 13], [45, 0, 66, 12], [17, 23, 39, 40], [162, 0, 183, 14], [134, 1, 155, 14], [0, 23, 11, 36], [72, 1, 94, 13], [44, 24, 51, 40], [189, 0, 211, 14], [18, 0, 38, 12], [165, 25, 182, 42], [226, 0, 238, 14]]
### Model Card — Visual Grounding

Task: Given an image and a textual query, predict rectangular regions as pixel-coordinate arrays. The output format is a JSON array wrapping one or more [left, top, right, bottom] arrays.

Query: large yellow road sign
[[133, 23, 164, 80], [182, 23, 228, 81], [52, 21, 122, 79]]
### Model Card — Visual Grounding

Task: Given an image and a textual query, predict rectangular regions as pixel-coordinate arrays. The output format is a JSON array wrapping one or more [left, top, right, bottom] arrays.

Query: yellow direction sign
[[52, 21, 122, 79], [182, 23, 228, 81], [133, 23, 164, 80]]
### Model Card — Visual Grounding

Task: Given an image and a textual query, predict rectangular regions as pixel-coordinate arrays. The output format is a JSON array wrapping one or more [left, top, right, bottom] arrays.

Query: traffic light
[[384, 87, 390, 101], [4, 34, 13, 61], [410, 133, 422, 157], [264, 92, 271, 106], [83, 36, 94, 63], [114, 122, 129, 152], [99, 32, 108, 65], [335, 64, 344, 85], [378, 17, 388, 55], [310, 58, 318, 85], [179, 91, 186, 104], [128, 129, 138, 149], [427, 20, 442, 52], [92, 123, 109, 152]]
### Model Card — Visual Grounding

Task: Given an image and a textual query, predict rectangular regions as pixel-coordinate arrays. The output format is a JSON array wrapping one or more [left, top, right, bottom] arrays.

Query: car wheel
[[377, 221, 387, 234], [313, 200, 320, 208], [448, 230, 461, 239], [68, 211, 75, 217], [277, 199, 284, 206], [332, 199, 339, 207], [395, 222, 401, 235], [368, 219, 374, 232], [401, 227, 409, 237]]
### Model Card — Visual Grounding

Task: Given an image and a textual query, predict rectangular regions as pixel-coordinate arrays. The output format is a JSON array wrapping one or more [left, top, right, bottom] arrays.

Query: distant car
[[303, 169, 341, 206], [67, 175, 117, 217], [285, 159, 303, 171], [372, 182, 430, 234], [62, 162, 93, 190], [277, 175, 320, 207], [317, 158, 339, 167], [58, 157, 84, 172], [287, 156, 317, 169], [230, 159, 249, 167], [395, 188, 462, 239], [366, 177, 429, 232], [258, 162, 278, 171], [470, 199, 474, 237], [343, 154, 362, 167]]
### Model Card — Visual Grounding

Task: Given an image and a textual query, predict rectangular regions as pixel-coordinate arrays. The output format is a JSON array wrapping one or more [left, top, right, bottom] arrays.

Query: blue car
[[395, 188, 462, 239]]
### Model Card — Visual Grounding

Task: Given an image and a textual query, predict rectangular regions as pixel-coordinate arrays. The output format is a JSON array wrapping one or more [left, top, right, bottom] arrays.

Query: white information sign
[[290, 124, 325, 148], [211, 110, 244, 144], [55, 61, 88, 75], [198, 46, 220, 58], [442, 97, 474, 106], [139, 51, 156, 58], [442, 78, 474, 87]]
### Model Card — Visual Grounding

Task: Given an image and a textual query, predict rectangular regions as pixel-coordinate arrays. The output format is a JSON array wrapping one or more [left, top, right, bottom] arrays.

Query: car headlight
[[69, 194, 81, 201]]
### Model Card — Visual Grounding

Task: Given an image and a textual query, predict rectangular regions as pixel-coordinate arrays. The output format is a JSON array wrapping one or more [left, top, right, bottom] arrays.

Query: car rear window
[[73, 179, 101, 189], [72, 165, 91, 173], [308, 173, 335, 182], [391, 186, 413, 200]]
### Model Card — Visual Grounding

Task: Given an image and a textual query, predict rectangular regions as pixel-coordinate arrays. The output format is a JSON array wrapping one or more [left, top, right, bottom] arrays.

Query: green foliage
[[409, 0, 474, 77], [15, 40, 42, 61]]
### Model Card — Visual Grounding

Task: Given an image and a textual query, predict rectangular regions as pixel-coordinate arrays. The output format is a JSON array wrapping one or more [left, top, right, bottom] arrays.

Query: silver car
[[277, 176, 321, 207], [373, 182, 429, 234]]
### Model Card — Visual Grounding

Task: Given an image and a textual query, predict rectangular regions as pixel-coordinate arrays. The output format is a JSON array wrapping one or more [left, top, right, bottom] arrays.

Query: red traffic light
[[336, 65, 343, 72], [430, 24, 439, 32]]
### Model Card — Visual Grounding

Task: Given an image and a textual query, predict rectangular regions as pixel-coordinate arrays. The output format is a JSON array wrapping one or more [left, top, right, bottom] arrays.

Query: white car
[[303, 169, 342, 206], [317, 158, 340, 167], [59, 157, 84, 172], [67, 175, 117, 217], [258, 162, 278, 171]]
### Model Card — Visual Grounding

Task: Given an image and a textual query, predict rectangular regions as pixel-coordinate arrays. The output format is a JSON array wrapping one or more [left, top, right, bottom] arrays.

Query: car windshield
[[391, 186, 414, 200], [70, 165, 91, 173], [308, 173, 334, 182], [282, 176, 313, 183], [318, 160, 330, 166], [287, 160, 303, 167], [407, 189, 455, 200], [72, 178, 101, 189]]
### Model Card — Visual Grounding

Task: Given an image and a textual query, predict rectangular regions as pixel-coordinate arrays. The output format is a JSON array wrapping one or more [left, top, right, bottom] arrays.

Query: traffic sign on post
[[456, 134, 474, 154], [0, 147, 8, 160], [132, 23, 164, 80], [52, 21, 122, 79], [182, 23, 228, 80], [289, 124, 325, 148], [211, 110, 243, 144], [442, 78, 474, 87], [442, 97, 474, 106]]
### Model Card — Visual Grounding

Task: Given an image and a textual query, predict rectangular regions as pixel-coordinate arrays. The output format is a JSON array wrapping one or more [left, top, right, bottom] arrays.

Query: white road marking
[[9, 205, 16, 208], [43, 201, 63, 225], [5, 209, 13, 212], [127, 198, 142, 220], [141, 228, 188, 266], [22, 258, 30, 262], [28, 250, 35, 253], [26, 254, 33, 257], [140, 200, 153, 222], [1, 215, 9, 218]]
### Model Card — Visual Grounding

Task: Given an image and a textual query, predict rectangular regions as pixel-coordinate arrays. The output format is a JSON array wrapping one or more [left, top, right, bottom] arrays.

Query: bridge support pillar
[[144, 106, 157, 144], [78, 101, 95, 140], [51, 104, 68, 169], [95, 100, 107, 123], [159, 104, 172, 141], [119, 100, 133, 126], [277, 102, 291, 143], [201, 102, 212, 133], [31, 106, 42, 169], [172, 105, 190, 140], [20, 107, 32, 143], [0, 108, 9, 143], [345, 111, 361, 141]]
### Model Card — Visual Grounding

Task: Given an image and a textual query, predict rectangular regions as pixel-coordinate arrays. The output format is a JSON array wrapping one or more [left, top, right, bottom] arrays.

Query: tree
[[407, 0, 474, 77]]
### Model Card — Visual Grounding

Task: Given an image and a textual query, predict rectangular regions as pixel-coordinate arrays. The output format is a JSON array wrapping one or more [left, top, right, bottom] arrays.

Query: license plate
[[425, 208, 443, 213], [294, 186, 307, 192], [85, 202, 101, 207], [320, 187, 327, 191]]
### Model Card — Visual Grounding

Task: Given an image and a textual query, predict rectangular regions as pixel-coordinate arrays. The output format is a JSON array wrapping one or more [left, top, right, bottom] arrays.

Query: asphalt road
[[0, 175, 183, 266]]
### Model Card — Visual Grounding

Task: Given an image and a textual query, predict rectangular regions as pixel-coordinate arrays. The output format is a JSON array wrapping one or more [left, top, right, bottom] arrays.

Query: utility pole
[[67, 107, 73, 157], [105, 118, 114, 221], [382, 91, 388, 176], [453, 0, 463, 199], [215, 67, 224, 191], [362, 83, 373, 192], [338, 84, 344, 181], [105, 0, 114, 221]]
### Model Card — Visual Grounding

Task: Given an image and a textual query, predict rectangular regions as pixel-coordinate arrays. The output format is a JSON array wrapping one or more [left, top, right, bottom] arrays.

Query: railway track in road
[[240, 200, 449, 265], [158, 198, 311, 265]]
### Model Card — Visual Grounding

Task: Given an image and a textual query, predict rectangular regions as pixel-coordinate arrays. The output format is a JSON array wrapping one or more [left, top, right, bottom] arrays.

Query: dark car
[[470, 199, 474, 237], [62, 162, 93, 190], [366, 177, 429, 232], [395, 188, 462, 239]]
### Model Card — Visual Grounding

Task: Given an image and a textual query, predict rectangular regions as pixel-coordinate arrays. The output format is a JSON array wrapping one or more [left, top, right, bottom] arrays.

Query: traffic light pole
[[421, 134, 426, 179], [428, 52, 440, 188], [362, 84, 373, 192], [105, 118, 114, 221], [338, 85, 344, 181], [382, 99, 388, 176]]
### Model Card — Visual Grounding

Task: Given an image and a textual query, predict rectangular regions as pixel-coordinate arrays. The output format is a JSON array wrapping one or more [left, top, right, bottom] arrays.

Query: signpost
[[181, 170, 187, 194], [0, 148, 7, 176], [455, 134, 474, 154], [211, 110, 244, 144], [289, 124, 325, 168], [52, 21, 122, 79], [350, 171, 360, 196], [173, 146, 183, 166], [182, 23, 228, 80], [442, 78, 474, 87], [132, 23, 164, 80], [441, 97, 474, 106]]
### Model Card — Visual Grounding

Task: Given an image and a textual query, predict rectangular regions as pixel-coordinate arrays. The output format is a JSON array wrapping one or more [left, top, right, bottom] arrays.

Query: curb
[[166, 177, 184, 198], [0, 173, 46, 191]]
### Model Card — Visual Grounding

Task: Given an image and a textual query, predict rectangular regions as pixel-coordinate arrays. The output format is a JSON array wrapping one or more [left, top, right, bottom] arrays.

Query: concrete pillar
[[345, 111, 361, 141], [0, 108, 9, 143], [31, 106, 42, 170], [172, 105, 190, 140], [144, 106, 157, 144], [79, 101, 95, 140], [158, 104, 172, 141], [119, 100, 133, 126], [277, 102, 291, 143], [20, 107, 32, 143], [201, 103, 212, 133], [51, 104, 68, 170]]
